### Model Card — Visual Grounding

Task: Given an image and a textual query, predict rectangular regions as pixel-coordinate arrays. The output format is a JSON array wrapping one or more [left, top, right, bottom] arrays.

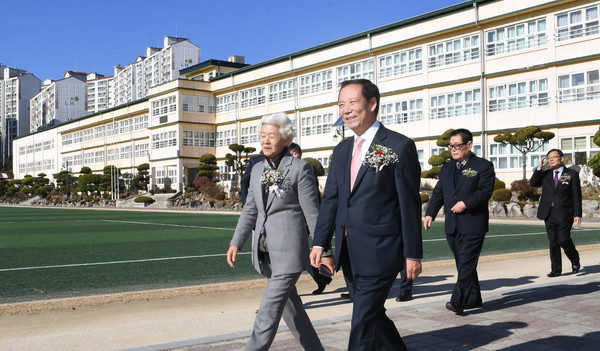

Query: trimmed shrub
[[134, 196, 154, 204], [510, 179, 535, 200], [215, 193, 226, 201], [494, 180, 506, 191], [420, 192, 430, 203], [492, 188, 512, 202]]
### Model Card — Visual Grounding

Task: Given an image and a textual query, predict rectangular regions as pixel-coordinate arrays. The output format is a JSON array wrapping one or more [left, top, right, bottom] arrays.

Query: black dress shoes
[[312, 283, 327, 295], [547, 271, 561, 277], [445, 302, 463, 315], [464, 301, 483, 310], [396, 291, 413, 302], [340, 293, 351, 300], [572, 263, 581, 274]]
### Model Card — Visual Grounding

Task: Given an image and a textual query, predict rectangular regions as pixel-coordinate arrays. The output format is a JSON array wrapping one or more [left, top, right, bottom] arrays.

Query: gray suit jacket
[[230, 155, 320, 276]]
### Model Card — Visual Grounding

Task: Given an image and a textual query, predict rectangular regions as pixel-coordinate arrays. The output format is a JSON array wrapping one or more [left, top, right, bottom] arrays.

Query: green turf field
[[1, 206, 599, 303]]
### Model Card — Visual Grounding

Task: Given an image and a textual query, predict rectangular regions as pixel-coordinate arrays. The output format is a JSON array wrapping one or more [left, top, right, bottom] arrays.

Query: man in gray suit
[[227, 112, 324, 351]]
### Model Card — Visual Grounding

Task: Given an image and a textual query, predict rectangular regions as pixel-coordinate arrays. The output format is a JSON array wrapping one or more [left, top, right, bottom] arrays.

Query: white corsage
[[559, 173, 571, 185], [462, 168, 478, 178], [363, 144, 399, 172], [260, 168, 285, 198]]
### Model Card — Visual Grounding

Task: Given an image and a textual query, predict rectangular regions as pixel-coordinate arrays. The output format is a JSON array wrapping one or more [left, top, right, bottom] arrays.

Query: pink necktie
[[554, 170, 559, 188], [350, 137, 365, 190]]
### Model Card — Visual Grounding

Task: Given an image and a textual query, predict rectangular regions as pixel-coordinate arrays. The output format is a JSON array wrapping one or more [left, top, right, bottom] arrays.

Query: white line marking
[[0, 252, 250, 272], [1, 228, 597, 272]]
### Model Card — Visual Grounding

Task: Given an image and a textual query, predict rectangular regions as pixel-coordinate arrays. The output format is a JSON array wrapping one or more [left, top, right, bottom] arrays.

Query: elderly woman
[[226, 112, 324, 351]]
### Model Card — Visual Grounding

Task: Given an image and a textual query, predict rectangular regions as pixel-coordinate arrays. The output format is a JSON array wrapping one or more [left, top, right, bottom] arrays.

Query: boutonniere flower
[[260, 168, 285, 198], [559, 173, 571, 184], [363, 144, 399, 172], [462, 168, 478, 177]]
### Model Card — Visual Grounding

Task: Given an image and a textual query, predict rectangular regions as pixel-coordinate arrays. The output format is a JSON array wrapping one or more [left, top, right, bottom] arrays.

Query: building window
[[431, 89, 481, 119], [561, 135, 600, 165], [107, 147, 119, 162], [337, 59, 375, 84], [84, 128, 93, 141], [168, 169, 177, 185], [216, 93, 238, 113], [183, 95, 216, 113], [106, 122, 119, 137], [558, 69, 600, 103], [43, 140, 54, 151], [379, 48, 423, 78], [428, 34, 480, 68], [61, 134, 73, 146], [489, 78, 549, 111], [299, 70, 333, 96], [95, 126, 105, 139], [152, 131, 177, 149], [380, 99, 424, 125], [135, 143, 149, 158], [183, 130, 216, 147], [120, 146, 132, 160], [151, 95, 177, 117], [556, 4, 599, 41], [134, 114, 148, 131], [486, 19, 547, 56], [489, 141, 549, 169], [84, 152, 94, 165], [120, 119, 132, 134], [241, 126, 259, 144], [268, 79, 296, 102], [240, 87, 266, 108], [94, 150, 105, 164], [217, 128, 237, 147], [301, 113, 334, 136]]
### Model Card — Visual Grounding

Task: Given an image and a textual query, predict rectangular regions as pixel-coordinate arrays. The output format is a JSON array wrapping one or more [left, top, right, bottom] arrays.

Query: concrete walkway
[[130, 245, 600, 351]]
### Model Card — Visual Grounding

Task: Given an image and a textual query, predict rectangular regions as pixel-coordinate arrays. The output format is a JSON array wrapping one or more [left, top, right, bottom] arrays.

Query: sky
[[2, 0, 465, 82]]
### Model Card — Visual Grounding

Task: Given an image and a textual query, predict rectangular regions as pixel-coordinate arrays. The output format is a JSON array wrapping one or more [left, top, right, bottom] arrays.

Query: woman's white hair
[[260, 112, 295, 140]]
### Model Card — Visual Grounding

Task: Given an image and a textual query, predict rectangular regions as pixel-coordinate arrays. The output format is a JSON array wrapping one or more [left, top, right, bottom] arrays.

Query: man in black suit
[[424, 128, 495, 315], [311, 79, 423, 350], [529, 148, 582, 277]]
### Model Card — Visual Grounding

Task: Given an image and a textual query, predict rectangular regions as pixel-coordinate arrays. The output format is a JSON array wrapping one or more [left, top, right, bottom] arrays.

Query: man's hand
[[310, 247, 335, 275], [226, 245, 239, 268], [423, 216, 433, 230], [574, 217, 582, 227], [451, 201, 467, 214], [405, 259, 422, 280], [539, 156, 547, 169]]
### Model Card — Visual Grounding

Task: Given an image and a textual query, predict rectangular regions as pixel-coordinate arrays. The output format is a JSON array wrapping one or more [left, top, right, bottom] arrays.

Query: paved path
[[131, 245, 600, 351]]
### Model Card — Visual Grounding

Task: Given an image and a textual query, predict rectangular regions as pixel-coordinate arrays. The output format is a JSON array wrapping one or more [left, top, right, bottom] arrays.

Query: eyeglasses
[[547, 156, 561, 160], [448, 143, 466, 150]]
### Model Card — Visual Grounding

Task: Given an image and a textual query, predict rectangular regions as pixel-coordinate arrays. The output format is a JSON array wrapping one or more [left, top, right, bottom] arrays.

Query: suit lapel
[[253, 163, 266, 211], [454, 158, 470, 194]]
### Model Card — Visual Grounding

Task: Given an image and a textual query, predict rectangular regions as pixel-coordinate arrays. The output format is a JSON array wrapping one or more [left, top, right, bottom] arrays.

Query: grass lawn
[[1, 207, 599, 303]]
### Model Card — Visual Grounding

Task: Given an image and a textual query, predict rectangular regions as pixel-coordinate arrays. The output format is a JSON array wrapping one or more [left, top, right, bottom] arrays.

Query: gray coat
[[230, 155, 320, 276]]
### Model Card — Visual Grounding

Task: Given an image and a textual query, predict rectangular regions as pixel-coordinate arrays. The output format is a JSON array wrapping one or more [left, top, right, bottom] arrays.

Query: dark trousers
[[309, 266, 332, 286], [446, 231, 485, 308], [340, 240, 407, 351], [398, 269, 413, 293], [544, 209, 580, 273]]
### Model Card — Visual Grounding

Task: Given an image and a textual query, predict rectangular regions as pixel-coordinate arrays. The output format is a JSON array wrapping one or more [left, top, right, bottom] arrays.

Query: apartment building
[[13, 0, 600, 192], [0, 65, 41, 167], [29, 75, 88, 133]]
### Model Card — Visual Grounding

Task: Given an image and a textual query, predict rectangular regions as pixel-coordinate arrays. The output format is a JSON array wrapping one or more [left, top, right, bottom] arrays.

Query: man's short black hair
[[449, 128, 473, 143], [339, 79, 380, 117], [546, 148, 564, 157], [289, 142, 302, 154]]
